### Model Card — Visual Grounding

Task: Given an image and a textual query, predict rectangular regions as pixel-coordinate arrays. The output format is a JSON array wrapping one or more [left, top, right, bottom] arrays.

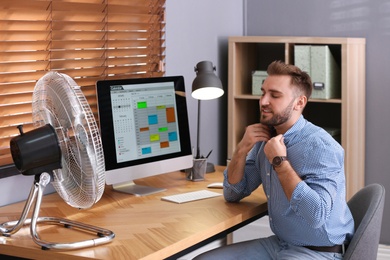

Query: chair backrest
[[343, 183, 385, 260]]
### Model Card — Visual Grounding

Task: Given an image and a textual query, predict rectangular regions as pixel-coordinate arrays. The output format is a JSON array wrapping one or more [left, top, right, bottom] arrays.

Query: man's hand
[[236, 123, 272, 155], [264, 134, 287, 163]]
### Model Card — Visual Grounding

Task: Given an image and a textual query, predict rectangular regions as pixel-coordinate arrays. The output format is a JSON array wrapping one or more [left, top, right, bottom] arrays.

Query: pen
[[205, 149, 213, 159]]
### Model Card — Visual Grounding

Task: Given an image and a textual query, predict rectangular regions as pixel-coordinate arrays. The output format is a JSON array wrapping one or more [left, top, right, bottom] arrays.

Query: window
[[0, 0, 166, 170]]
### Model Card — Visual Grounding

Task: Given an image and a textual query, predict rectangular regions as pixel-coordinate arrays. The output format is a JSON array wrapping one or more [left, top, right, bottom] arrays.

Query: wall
[[245, 0, 390, 244], [165, 0, 244, 166]]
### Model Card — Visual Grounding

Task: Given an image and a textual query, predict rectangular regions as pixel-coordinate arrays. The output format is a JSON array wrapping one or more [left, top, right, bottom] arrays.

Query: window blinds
[[0, 0, 166, 167]]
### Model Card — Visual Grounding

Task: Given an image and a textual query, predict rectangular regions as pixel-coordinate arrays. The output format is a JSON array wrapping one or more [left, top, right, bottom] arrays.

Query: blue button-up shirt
[[223, 116, 354, 246]]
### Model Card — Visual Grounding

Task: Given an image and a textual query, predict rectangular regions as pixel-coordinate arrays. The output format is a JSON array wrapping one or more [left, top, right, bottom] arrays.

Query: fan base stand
[[113, 181, 166, 196], [0, 173, 115, 250]]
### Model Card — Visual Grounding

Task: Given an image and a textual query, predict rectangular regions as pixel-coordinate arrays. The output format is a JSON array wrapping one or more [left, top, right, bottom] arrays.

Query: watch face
[[272, 156, 286, 167], [273, 156, 282, 166]]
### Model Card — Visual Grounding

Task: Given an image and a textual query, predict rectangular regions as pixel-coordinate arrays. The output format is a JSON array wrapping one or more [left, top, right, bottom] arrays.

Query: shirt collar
[[282, 115, 306, 146]]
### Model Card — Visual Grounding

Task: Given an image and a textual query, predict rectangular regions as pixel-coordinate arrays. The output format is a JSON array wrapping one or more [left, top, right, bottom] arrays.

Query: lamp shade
[[192, 61, 224, 100]]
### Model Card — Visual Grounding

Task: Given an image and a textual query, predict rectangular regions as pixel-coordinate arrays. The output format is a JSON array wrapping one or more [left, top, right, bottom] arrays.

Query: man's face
[[259, 75, 298, 128]]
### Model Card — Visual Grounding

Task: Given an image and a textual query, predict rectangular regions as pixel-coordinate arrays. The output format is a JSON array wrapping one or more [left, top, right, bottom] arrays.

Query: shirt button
[[267, 172, 270, 176], [267, 195, 270, 199], [269, 217, 272, 221]]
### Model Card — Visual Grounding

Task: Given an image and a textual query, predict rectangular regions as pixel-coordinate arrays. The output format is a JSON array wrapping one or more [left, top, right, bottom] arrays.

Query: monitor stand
[[112, 181, 166, 197]]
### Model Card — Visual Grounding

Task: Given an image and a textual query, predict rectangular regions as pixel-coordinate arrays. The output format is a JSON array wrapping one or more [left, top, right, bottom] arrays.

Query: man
[[195, 61, 354, 259]]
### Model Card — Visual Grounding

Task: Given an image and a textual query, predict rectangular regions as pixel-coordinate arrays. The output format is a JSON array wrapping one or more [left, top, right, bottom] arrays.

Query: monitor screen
[[96, 76, 193, 196]]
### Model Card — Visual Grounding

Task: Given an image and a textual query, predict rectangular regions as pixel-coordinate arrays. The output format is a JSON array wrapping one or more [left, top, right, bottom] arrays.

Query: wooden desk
[[0, 166, 267, 260]]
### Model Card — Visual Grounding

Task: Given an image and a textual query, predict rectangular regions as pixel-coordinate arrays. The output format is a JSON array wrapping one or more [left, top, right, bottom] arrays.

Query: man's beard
[[260, 98, 295, 127]]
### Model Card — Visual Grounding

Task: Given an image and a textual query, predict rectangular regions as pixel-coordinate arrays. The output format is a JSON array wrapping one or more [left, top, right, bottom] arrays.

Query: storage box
[[294, 45, 341, 99], [252, 70, 267, 95]]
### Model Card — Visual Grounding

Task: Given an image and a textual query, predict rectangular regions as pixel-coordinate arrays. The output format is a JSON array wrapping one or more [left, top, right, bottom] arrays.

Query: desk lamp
[[192, 60, 224, 172]]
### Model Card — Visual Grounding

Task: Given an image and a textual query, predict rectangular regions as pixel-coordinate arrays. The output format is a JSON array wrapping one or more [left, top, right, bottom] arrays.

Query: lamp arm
[[196, 99, 201, 159]]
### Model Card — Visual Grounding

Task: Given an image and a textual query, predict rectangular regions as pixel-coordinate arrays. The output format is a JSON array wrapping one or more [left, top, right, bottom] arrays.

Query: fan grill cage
[[32, 72, 105, 209]]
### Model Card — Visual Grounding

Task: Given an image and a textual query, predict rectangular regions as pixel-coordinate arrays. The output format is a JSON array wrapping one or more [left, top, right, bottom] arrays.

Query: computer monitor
[[96, 76, 193, 196]]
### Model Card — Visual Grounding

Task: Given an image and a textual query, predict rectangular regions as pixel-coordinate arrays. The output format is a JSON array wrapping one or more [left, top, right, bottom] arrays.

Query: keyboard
[[161, 190, 222, 204]]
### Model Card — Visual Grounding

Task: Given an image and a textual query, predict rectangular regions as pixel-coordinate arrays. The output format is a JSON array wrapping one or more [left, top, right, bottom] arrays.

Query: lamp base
[[206, 162, 215, 173]]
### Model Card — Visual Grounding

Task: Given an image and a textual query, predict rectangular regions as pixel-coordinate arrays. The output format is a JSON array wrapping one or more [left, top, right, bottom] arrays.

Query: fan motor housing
[[10, 124, 62, 176]]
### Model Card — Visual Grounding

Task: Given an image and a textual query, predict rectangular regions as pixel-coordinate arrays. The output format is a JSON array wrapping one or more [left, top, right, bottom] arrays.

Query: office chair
[[343, 183, 385, 260]]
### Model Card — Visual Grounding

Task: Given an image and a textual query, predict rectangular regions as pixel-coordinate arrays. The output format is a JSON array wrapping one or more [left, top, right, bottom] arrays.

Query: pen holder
[[186, 158, 207, 181]]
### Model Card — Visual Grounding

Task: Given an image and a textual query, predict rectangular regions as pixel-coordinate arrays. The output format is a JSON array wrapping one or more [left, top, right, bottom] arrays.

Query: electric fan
[[0, 72, 115, 250]]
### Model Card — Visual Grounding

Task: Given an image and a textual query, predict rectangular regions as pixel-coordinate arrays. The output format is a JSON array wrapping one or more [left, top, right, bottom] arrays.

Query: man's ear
[[295, 95, 307, 111]]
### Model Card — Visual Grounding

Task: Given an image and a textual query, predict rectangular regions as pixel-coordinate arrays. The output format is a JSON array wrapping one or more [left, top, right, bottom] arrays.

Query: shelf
[[308, 98, 341, 104]]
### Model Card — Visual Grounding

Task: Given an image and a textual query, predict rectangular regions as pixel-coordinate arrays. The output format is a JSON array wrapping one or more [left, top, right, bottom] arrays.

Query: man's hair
[[267, 60, 312, 99]]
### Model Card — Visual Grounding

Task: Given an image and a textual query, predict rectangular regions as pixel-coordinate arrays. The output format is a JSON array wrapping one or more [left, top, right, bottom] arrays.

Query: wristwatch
[[272, 156, 288, 168]]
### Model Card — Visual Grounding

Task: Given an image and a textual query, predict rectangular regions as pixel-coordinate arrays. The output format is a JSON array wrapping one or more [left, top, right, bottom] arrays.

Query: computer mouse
[[207, 182, 224, 189]]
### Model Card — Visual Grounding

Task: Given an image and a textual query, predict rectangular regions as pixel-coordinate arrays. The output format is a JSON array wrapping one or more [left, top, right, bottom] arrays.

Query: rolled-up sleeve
[[223, 142, 264, 202]]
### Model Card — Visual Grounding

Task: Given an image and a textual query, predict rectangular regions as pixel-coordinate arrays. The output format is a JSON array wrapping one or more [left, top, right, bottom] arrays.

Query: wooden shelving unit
[[227, 36, 366, 199]]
